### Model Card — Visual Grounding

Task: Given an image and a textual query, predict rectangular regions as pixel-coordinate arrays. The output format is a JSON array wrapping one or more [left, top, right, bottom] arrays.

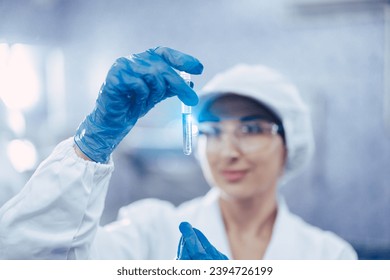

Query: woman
[[0, 47, 356, 259], [177, 64, 355, 260]]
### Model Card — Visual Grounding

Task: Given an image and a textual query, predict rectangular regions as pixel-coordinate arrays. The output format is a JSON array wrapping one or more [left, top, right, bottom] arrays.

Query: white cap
[[197, 64, 315, 183]]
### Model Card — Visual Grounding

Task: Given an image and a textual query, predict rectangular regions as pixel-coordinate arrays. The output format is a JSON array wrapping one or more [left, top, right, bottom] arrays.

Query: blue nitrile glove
[[176, 222, 229, 260], [74, 47, 203, 163]]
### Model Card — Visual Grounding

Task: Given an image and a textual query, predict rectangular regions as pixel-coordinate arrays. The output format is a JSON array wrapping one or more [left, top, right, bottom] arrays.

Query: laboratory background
[[0, 0, 389, 259]]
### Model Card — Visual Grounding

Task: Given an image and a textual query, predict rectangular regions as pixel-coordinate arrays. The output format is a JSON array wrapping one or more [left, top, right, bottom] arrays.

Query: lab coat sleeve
[[0, 138, 114, 259]]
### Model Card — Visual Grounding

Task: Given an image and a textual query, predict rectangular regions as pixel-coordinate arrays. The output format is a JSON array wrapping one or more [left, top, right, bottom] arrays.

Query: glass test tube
[[180, 72, 193, 155]]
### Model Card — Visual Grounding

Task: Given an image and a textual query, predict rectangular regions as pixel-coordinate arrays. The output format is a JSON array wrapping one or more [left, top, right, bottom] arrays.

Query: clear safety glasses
[[197, 119, 282, 153]]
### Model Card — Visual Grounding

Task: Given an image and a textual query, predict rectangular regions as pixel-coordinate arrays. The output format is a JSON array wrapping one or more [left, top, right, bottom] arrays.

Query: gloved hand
[[176, 222, 229, 260], [74, 47, 203, 163]]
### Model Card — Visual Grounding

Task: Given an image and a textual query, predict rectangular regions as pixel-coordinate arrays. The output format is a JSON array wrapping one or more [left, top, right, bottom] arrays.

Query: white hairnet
[[196, 64, 315, 183]]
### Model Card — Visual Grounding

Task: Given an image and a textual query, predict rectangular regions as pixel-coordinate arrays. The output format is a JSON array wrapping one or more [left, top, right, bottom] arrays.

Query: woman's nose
[[218, 133, 241, 158]]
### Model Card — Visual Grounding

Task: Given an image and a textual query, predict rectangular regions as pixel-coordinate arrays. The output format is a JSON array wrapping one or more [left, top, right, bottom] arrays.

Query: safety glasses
[[197, 118, 282, 153]]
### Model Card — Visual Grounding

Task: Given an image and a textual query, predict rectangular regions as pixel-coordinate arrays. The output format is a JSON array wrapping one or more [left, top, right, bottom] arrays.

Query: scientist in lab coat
[[0, 47, 357, 260]]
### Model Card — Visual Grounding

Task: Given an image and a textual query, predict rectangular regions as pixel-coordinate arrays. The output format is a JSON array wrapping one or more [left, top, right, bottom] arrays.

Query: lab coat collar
[[262, 196, 298, 259]]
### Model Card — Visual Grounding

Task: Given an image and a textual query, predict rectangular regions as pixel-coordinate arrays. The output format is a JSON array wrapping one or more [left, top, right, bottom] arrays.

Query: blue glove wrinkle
[[176, 236, 193, 260], [142, 73, 166, 109], [162, 72, 198, 106], [134, 49, 200, 106], [193, 228, 229, 260], [126, 51, 196, 107]]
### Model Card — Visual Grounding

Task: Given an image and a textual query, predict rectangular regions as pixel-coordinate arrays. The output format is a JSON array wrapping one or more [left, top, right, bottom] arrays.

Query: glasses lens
[[197, 120, 279, 153]]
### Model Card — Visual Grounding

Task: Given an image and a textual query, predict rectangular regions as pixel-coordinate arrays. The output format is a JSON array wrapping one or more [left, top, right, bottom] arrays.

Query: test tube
[[180, 71, 193, 155]]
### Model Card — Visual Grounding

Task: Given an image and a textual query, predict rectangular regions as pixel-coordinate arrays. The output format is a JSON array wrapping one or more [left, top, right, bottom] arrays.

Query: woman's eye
[[209, 127, 221, 137], [240, 123, 263, 135], [199, 126, 221, 137]]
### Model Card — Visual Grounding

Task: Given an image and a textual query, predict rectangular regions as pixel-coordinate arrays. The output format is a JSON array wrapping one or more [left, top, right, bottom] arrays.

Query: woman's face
[[197, 95, 286, 201]]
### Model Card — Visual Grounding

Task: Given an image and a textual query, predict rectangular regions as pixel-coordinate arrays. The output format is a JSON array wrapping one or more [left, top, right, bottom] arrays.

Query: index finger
[[150, 46, 204, 75]]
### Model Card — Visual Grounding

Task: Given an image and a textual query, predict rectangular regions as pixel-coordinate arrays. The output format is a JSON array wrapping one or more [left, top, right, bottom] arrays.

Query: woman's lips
[[221, 170, 248, 182]]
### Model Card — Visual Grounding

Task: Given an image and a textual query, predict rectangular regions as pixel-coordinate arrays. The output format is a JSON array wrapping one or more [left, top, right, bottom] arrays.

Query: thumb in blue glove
[[74, 47, 203, 163], [176, 221, 229, 260]]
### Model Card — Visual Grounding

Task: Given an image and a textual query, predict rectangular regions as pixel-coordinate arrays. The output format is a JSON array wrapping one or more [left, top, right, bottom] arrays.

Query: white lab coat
[[0, 138, 357, 260]]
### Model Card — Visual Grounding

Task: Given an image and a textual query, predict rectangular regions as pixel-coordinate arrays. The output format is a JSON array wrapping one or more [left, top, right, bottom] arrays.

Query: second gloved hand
[[176, 222, 229, 260], [74, 47, 203, 163]]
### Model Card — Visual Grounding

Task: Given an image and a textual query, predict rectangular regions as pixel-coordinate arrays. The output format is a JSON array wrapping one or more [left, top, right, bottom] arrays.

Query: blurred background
[[0, 0, 389, 259]]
